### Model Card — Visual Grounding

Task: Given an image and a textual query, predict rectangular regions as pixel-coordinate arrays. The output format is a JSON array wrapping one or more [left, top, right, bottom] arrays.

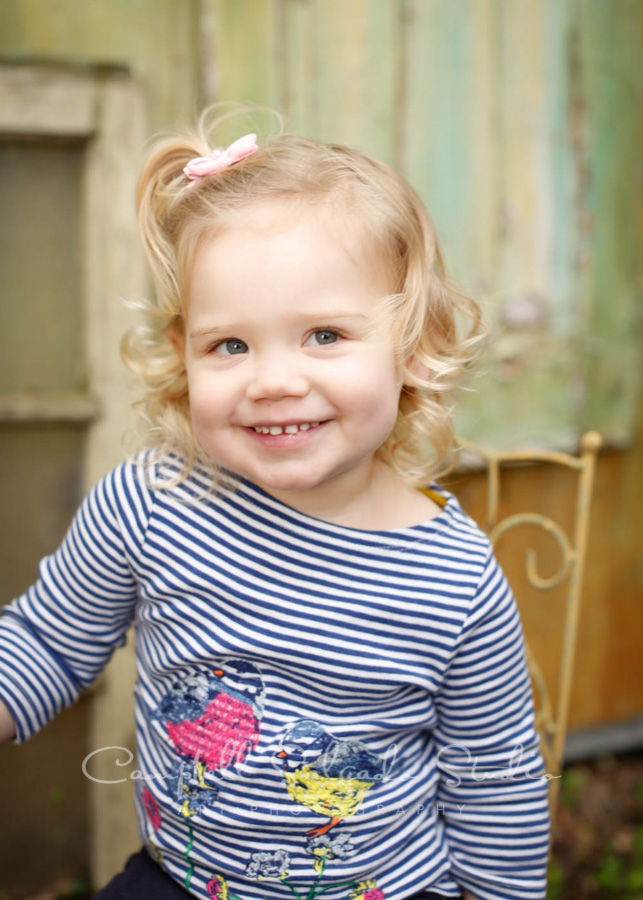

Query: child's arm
[[432, 546, 550, 900], [0, 697, 17, 743], [0, 459, 152, 744]]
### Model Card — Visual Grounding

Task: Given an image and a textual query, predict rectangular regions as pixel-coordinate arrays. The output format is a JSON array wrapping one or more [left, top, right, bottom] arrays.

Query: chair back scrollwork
[[455, 432, 602, 821]]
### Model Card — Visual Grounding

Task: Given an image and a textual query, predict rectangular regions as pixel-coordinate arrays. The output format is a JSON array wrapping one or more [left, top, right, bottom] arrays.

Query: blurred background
[[0, 1, 641, 898]]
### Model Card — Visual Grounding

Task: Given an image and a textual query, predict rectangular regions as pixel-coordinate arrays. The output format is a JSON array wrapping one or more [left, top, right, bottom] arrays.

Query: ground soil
[[549, 749, 643, 899]]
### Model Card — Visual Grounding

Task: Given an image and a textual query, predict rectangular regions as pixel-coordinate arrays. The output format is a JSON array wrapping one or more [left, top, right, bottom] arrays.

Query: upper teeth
[[253, 422, 321, 435]]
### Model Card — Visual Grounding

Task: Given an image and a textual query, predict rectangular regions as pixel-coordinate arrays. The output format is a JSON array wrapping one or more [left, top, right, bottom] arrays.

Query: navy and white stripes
[[0, 454, 549, 900]]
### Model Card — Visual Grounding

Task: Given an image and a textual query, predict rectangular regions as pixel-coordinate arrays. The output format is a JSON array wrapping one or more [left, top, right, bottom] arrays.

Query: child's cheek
[[186, 371, 228, 429]]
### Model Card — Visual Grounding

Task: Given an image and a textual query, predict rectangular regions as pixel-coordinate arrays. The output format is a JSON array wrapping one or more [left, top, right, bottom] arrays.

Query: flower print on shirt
[[350, 880, 386, 900], [243, 848, 385, 900], [307, 832, 356, 875]]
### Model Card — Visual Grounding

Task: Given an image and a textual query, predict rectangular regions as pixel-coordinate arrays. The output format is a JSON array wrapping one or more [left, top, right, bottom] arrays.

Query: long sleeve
[[0, 458, 153, 744], [432, 548, 551, 900]]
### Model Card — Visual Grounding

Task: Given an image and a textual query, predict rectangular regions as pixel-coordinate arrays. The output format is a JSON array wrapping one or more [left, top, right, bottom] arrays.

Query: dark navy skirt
[[91, 846, 460, 899]]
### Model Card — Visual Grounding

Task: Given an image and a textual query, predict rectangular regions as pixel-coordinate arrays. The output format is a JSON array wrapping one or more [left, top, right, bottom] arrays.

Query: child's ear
[[167, 316, 186, 361]]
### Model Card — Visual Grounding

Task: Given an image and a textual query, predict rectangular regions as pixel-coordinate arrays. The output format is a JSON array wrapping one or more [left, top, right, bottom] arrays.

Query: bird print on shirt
[[276, 720, 388, 837], [152, 658, 265, 818]]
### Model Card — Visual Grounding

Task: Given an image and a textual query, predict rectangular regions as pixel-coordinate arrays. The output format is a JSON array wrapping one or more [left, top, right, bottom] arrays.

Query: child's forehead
[[212, 196, 392, 274], [225, 196, 358, 238], [186, 198, 399, 332]]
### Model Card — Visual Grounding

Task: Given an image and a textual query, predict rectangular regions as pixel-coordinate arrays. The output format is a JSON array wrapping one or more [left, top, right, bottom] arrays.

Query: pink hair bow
[[183, 133, 259, 181]]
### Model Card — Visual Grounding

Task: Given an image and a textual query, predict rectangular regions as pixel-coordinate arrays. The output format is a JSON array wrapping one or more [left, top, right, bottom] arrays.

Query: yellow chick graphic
[[277, 720, 387, 837]]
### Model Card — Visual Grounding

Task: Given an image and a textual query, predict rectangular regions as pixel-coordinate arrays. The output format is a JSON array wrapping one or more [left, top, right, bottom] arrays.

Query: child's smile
[[244, 419, 329, 447], [177, 200, 406, 521]]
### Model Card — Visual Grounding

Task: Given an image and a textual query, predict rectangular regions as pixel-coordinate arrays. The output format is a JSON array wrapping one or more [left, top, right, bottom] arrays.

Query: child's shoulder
[[104, 450, 210, 492], [426, 481, 493, 553], [82, 451, 228, 546], [428, 483, 520, 622]]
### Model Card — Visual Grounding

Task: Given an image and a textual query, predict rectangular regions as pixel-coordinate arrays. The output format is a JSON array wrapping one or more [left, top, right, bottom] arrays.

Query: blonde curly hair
[[123, 109, 484, 490]]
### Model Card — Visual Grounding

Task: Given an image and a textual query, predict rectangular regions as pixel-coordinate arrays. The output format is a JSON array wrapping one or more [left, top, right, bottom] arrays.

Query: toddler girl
[[0, 112, 550, 900]]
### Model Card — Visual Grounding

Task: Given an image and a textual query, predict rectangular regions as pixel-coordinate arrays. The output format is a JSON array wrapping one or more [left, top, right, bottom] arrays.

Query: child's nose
[[245, 353, 310, 402]]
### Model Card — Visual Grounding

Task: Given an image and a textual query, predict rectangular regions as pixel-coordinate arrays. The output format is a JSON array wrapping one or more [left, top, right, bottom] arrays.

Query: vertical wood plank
[[83, 72, 147, 888], [468, 0, 502, 301], [282, 0, 401, 158], [400, 0, 481, 287], [577, 0, 643, 442], [546, 0, 578, 343], [209, 0, 276, 127], [487, 0, 579, 444], [313, 0, 373, 145], [498, 0, 550, 305], [280, 0, 320, 138], [362, 0, 403, 164], [199, 0, 289, 145]]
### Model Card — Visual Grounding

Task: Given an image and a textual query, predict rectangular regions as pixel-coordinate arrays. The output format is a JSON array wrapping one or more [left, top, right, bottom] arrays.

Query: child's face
[[176, 201, 405, 509]]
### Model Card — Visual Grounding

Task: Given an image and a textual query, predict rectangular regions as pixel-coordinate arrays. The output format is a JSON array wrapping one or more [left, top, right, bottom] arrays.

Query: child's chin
[[252, 466, 334, 494], [258, 475, 324, 493]]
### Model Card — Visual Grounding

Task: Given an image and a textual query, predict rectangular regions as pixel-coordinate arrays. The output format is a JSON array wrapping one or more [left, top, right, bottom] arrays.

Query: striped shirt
[[0, 454, 550, 900]]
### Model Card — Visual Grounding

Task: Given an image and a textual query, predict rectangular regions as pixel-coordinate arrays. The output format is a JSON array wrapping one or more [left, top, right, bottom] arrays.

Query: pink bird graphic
[[153, 658, 265, 817]]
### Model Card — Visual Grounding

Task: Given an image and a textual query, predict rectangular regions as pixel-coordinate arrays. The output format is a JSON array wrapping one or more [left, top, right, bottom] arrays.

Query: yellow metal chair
[[453, 432, 602, 821]]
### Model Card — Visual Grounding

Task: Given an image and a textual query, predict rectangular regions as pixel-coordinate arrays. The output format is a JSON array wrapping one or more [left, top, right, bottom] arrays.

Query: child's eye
[[210, 338, 248, 356], [308, 329, 342, 346]]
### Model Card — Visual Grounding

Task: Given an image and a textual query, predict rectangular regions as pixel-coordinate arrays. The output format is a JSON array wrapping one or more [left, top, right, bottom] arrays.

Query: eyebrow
[[189, 313, 370, 340]]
